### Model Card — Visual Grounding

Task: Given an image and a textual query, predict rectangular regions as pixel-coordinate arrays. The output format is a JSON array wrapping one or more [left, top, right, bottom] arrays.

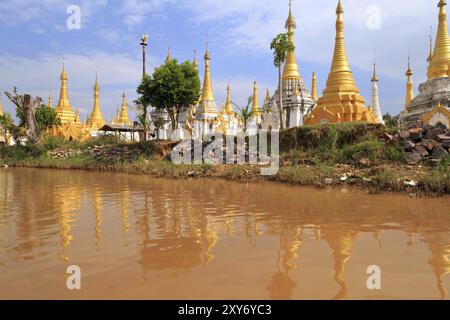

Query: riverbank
[[1, 123, 449, 196]]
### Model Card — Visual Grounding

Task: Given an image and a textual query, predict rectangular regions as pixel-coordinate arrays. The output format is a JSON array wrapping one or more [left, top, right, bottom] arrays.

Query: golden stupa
[[116, 93, 132, 126], [48, 64, 90, 141], [428, 0, 450, 79], [85, 75, 106, 131], [55, 63, 77, 124], [305, 1, 377, 125], [251, 81, 262, 115]]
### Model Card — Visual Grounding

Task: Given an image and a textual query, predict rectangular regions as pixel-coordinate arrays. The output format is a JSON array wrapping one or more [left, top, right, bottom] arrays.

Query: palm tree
[[270, 32, 295, 130], [235, 96, 256, 133]]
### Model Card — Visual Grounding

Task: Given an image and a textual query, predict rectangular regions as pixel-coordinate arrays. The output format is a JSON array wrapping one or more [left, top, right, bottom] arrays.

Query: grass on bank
[[0, 123, 449, 195]]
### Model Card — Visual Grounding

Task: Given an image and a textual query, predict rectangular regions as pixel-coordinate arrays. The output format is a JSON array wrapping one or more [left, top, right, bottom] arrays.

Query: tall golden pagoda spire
[[311, 72, 317, 101], [193, 49, 198, 71], [428, 0, 450, 79], [86, 74, 106, 131], [224, 83, 234, 115], [165, 48, 172, 64], [201, 43, 215, 102], [405, 54, 415, 111], [117, 92, 131, 126], [48, 95, 53, 109], [251, 81, 262, 114], [0, 94, 4, 116], [282, 0, 301, 81], [56, 62, 76, 124], [265, 89, 271, 102], [372, 62, 378, 82], [305, 0, 376, 124]]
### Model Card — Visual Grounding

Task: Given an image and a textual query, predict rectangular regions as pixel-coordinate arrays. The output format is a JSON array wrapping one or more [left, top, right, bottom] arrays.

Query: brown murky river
[[0, 168, 449, 300]]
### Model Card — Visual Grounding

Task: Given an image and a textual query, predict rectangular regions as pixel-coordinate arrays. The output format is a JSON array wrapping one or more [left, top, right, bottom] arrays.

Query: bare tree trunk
[[4, 89, 42, 144], [278, 66, 284, 130]]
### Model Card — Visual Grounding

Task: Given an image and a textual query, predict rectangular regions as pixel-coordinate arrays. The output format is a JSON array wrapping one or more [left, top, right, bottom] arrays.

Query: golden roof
[[282, 1, 301, 81], [428, 0, 450, 79]]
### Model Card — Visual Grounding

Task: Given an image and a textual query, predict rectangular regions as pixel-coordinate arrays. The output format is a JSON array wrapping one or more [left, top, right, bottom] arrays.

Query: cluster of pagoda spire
[[45, 0, 450, 132]]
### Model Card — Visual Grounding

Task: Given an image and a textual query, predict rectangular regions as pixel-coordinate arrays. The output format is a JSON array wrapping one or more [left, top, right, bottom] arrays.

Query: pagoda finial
[[193, 49, 198, 70], [428, 0, 450, 79], [372, 50, 378, 82], [165, 47, 172, 64], [251, 81, 261, 114], [0, 94, 3, 116], [224, 83, 234, 115], [311, 72, 317, 101], [265, 88, 271, 101], [405, 53, 415, 111], [282, 0, 301, 81], [200, 41, 215, 102]]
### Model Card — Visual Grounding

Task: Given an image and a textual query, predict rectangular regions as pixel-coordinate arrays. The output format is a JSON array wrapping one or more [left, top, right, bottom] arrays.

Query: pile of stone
[[48, 148, 77, 159], [84, 145, 138, 161], [392, 124, 450, 165]]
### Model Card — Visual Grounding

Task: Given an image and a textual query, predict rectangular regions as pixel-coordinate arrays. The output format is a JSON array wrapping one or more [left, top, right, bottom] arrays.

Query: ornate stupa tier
[[86, 75, 106, 131], [305, 1, 376, 125], [56, 63, 76, 124], [428, 0, 450, 79]]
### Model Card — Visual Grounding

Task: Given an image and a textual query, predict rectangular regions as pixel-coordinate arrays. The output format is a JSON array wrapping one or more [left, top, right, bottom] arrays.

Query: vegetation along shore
[[1, 122, 449, 196]]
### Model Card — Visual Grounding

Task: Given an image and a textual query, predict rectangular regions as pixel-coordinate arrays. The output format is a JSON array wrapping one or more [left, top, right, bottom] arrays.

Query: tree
[[236, 96, 256, 133], [4, 89, 42, 144], [0, 112, 14, 146], [137, 59, 200, 131], [16, 104, 61, 131], [270, 32, 295, 130], [383, 113, 399, 128]]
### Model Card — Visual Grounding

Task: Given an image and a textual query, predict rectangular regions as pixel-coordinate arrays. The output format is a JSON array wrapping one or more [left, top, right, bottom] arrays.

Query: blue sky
[[0, 0, 442, 121]]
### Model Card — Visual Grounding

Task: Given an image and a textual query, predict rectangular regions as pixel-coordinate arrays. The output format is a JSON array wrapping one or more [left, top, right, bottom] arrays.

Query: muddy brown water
[[0, 168, 449, 299]]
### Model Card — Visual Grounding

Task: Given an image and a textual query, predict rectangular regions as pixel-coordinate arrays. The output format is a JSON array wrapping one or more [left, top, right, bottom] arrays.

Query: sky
[[0, 0, 443, 122]]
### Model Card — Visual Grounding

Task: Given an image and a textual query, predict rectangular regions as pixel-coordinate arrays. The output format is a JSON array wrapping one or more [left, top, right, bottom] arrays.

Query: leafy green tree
[[16, 104, 61, 131], [270, 32, 295, 130], [137, 59, 200, 131], [0, 112, 14, 146], [383, 113, 399, 129]]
